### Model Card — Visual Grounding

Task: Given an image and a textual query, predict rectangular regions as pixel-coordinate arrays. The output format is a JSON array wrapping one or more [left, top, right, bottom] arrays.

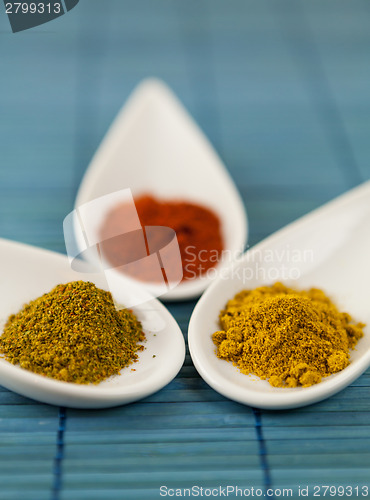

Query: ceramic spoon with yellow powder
[[189, 181, 370, 410]]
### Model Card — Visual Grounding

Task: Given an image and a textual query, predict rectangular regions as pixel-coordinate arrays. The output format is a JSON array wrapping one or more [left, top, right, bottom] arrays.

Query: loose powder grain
[[0, 281, 145, 384], [99, 194, 224, 282], [212, 282, 365, 387]]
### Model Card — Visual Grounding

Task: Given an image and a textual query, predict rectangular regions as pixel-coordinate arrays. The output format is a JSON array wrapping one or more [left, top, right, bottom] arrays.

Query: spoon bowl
[[74, 79, 247, 300], [0, 239, 185, 409], [189, 181, 370, 409]]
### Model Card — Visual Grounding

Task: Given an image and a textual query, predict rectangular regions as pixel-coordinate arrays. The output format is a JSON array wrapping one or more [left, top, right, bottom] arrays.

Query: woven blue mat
[[0, 1, 369, 499]]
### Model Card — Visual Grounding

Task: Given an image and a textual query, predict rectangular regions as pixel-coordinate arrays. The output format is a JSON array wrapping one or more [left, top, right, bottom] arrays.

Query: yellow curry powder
[[212, 282, 365, 388]]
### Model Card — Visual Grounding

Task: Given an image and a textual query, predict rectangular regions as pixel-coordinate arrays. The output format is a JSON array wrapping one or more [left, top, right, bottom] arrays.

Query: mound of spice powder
[[0, 281, 145, 384], [99, 195, 224, 282], [212, 282, 365, 388]]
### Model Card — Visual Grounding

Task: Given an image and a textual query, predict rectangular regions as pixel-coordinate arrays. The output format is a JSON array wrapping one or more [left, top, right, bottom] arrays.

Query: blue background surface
[[0, 1, 369, 499]]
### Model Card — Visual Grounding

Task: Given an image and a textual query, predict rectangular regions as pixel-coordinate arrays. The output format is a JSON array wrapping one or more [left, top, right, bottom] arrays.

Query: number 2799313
[[5, 2, 62, 14]]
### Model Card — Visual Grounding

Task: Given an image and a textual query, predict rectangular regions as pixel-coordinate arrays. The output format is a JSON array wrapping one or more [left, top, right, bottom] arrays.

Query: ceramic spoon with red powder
[[73, 79, 247, 301]]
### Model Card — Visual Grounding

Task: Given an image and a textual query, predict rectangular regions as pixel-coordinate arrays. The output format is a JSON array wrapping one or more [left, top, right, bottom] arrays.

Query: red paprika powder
[[99, 194, 224, 282]]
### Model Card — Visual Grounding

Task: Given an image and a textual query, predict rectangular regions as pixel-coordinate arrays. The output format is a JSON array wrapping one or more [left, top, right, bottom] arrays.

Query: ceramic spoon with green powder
[[0, 239, 185, 409]]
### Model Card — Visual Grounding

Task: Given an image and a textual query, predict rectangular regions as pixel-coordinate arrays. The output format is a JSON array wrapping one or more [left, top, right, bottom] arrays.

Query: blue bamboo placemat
[[0, 1, 369, 499]]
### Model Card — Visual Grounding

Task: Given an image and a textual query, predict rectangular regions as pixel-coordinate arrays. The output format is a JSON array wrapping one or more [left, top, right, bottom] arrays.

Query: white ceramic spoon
[[74, 78, 247, 300], [0, 239, 185, 409], [189, 181, 370, 410]]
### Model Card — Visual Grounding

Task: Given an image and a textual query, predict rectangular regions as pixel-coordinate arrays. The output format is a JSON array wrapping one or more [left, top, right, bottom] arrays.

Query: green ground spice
[[0, 281, 145, 384], [212, 282, 365, 388]]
